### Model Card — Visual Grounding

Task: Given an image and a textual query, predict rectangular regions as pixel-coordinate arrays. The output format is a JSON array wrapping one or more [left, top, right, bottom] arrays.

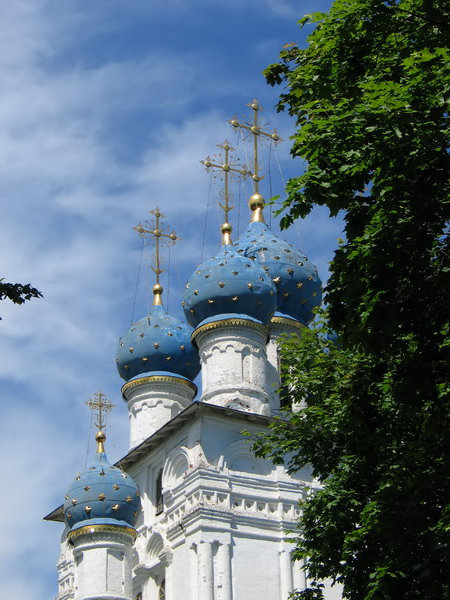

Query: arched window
[[159, 579, 165, 600], [155, 469, 163, 515]]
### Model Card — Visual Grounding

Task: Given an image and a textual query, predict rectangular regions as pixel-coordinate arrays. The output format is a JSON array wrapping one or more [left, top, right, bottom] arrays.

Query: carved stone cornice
[[192, 318, 268, 345], [122, 374, 197, 398], [67, 523, 137, 542], [270, 315, 305, 332]]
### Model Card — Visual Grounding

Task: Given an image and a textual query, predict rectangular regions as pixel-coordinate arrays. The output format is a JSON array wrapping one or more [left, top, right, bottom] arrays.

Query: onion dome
[[115, 303, 200, 382], [182, 228, 277, 329], [237, 217, 322, 325], [64, 431, 140, 532]]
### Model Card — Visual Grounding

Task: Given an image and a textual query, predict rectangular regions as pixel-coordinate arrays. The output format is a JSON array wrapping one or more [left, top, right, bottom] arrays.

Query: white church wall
[[54, 403, 341, 600], [232, 536, 280, 598], [120, 408, 318, 599]]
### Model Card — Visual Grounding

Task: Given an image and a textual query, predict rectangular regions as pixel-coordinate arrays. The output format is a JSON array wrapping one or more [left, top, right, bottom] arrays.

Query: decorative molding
[[67, 523, 137, 541], [122, 375, 197, 398], [270, 316, 305, 332], [192, 318, 268, 345]]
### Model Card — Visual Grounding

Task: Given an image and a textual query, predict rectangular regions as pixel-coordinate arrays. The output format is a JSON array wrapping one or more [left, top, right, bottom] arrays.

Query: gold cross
[[229, 99, 282, 223], [201, 140, 249, 220], [85, 391, 116, 431], [133, 208, 179, 305], [201, 141, 249, 244]]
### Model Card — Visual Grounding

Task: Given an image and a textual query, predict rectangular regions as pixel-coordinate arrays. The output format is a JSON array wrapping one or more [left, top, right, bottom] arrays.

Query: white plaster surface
[[70, 530, 135, 600], [196, 323, 271, 414], [55, 320, 341, 600], [124, 378, 196, 448]]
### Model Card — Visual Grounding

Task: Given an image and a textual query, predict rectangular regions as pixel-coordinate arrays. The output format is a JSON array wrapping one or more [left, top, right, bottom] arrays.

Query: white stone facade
[[51, 319, 342, 600], [194, 320, 271, 415], [123, 376, 197, 448], [266, 318, 307, 413]]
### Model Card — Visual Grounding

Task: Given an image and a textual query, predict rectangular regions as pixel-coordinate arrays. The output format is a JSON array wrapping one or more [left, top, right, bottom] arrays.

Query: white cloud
[[0, 1, 337, 598]]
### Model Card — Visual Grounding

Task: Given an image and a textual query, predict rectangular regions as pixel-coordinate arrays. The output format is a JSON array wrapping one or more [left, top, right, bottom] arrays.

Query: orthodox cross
[[133, 208, 179, 305], [85, 391, 116, 452], [229, 99, 281, 196], [85, 391, 116, 432], [200, 140, 249, 244]]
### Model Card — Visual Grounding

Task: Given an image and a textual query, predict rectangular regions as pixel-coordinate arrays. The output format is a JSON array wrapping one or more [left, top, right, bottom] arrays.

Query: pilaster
[[279, 547, 294, 599]]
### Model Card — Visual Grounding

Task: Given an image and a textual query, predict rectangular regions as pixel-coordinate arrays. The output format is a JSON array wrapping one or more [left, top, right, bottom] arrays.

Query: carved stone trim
[[67, 523, 137, 541], [192, 318, 268, 345], [122, 374, 197, 397], [270, 316, 305, 331]]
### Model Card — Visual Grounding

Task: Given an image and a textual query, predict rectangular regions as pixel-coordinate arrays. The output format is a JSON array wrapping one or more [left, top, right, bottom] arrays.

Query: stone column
[[216, 542, 232, 600], [188, 543, 199, 600], [197, 540, 214, 600], [193, 319, 270, 415], [292, 558, 307, 593], [121, 375, 197, 448], [69, 525, 136, 600], [159, 548, 173, 600], [279, 548, 294, 600], [267, 316, 304, 413]]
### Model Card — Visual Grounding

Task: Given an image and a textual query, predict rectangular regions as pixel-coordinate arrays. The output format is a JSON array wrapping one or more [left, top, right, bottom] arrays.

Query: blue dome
[[182, 244, 277, 329], [64, 450, 141, 531], [237, 221, 322, 325], [116, 305, 200, 382]]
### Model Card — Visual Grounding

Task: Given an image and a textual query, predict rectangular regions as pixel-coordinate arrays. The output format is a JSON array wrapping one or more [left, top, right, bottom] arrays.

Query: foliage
[[0, 279, 42, 319], [254, 1, 450, 598]]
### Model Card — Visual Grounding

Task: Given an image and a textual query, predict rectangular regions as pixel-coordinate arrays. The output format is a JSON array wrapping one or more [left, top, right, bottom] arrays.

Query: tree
[[252, 1, 449, 598], [0, 279, 42, 319]]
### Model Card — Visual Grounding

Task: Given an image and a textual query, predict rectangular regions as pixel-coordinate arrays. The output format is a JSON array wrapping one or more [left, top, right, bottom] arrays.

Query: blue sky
[[0, 1, 339, 598]]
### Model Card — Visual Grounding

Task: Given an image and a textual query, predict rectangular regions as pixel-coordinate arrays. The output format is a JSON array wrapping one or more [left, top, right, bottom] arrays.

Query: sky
[[0, 1, 339, 598]]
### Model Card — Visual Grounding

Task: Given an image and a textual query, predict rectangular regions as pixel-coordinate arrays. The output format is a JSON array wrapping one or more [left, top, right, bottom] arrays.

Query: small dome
[[63, 450, 141, 531], [237, 221, 322, 325], [116, 305, 200, 382], [182, 244, 277, 329]]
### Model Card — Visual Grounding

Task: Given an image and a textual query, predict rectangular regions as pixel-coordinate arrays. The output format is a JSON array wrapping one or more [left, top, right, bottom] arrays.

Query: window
[[155, 469, 163, 515], [159, 579, 165, 600], [135, 593, 142, 600]]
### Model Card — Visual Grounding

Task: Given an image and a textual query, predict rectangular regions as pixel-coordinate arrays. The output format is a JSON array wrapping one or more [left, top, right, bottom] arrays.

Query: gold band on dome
[[270, 316, 306, 331], [68, 523, 137, 541], [122, 374, 197, 397], [192, 317, 268, 345]]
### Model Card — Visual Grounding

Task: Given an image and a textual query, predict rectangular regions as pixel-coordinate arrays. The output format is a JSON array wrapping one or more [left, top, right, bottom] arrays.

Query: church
[[45, 100, 341, 600]]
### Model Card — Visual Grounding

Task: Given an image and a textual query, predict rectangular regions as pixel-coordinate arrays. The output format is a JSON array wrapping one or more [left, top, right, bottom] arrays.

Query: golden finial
[[229, 99, 282, 223], [200, 140, 249, 245], [85, 391, 116, 453], [133, 208, 179, 306]]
